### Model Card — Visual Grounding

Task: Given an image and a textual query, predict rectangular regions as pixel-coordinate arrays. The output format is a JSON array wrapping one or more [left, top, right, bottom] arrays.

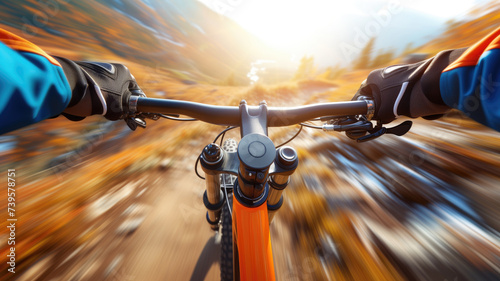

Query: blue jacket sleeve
[[0, 31, 71, 135], [440, 27, 500, 131]]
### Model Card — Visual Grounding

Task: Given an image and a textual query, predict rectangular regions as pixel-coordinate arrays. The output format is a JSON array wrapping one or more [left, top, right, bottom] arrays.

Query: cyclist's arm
[[0, 28, 71, 135], [440, 27, 500, 131], [354, 27, 500, 132]]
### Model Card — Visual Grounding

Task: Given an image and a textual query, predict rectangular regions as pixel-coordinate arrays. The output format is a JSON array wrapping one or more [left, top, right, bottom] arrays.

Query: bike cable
[[219, 126, 231, 146], [300, 122, 323, 130], [214, 126, 237, 144], [159, 113, 198, 122], [195, 152, 205, 180], [222, 177, 232, 217], [275, 125, 303, 148]]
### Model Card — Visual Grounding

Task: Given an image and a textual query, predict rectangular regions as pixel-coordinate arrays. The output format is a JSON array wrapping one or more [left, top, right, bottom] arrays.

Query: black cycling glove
[[353, 48, 467, 124], [54, 57, 144, 121]]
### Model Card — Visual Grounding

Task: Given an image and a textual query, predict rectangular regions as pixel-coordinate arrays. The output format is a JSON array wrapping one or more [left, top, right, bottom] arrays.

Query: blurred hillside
[[422, 1, 500, 52], [311, 0, 500, 101], [0, 0, 276, 84]]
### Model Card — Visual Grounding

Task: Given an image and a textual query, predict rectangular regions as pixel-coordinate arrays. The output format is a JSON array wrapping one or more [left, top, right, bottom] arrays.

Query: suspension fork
[[201, 100, 299, 280], [200, 144, 225, 230], [267, 146, 298, 222]]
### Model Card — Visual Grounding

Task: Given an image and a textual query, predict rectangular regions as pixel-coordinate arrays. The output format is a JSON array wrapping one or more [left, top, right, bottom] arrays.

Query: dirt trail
[[116, 166, 222, 281], [102, 167, 296, 280]]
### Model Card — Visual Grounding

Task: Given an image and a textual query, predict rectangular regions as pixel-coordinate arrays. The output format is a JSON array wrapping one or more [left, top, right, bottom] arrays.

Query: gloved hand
[[352, 49, 467, 124], [54, 57, 144, 121]]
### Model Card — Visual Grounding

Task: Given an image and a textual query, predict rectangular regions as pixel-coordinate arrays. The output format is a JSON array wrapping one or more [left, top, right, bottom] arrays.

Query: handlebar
[[129, 96, 411, 142], [135, 97, 372, 127]]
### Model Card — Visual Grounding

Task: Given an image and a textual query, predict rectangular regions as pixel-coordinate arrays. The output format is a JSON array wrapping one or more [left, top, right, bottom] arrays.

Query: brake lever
[[355, 120, 412, 142], [125, 117, 146, 131], [386, 120, 413, 136], [322, 120, 373, 132]]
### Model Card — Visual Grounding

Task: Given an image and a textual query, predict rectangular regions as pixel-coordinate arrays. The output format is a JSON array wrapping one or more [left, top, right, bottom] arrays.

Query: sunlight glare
[[228, 0, 350, 50], [223, 0, 479, 51]]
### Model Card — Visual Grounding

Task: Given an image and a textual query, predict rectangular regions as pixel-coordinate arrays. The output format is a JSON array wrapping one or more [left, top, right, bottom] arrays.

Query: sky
[[199, 0, 490, 66]]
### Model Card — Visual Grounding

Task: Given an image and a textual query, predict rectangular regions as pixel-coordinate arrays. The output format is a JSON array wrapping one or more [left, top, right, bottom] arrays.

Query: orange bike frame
[[232, 196, 275, 281]]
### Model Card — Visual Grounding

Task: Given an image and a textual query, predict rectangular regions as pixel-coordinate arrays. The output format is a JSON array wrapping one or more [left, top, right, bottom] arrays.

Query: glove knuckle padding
[[55, 56, 142, 121], [354, 50, 461, 124], [81, 62, 136, 120]]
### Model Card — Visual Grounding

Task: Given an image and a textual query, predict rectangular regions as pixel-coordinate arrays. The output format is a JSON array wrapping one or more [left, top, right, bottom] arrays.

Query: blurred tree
[[401, 42, 417, 56], [354, 37, 375, 70], [224, 72, 237, 86], [293, 56, 316, 80], [370, 48, 395, 68], [318, 64, 347, 81]]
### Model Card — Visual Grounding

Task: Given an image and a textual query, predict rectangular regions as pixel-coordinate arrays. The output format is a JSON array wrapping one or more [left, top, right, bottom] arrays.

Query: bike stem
[[201, 100, 298, 216]]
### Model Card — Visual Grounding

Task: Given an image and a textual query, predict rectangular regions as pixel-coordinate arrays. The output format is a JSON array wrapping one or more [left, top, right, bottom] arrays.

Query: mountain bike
[[126, 94, 411, 281]]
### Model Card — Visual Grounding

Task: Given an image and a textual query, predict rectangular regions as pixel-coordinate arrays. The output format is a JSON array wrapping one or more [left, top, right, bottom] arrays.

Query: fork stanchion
[[268, 146, 298, 223], [268, 175, 288, 223], [200, 143, 225, 230]]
